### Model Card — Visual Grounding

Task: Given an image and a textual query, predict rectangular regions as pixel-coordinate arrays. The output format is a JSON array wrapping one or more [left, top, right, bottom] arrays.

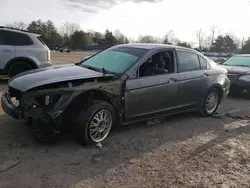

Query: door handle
[[203, 73, 209, 77], [2, 49, 13, 52]]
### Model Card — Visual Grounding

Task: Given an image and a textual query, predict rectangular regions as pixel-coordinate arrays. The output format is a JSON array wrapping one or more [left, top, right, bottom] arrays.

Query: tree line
[[5, 20, 250, 53]]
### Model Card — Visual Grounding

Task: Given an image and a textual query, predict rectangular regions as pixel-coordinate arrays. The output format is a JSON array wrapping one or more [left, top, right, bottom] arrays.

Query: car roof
[[0, 26, 40, 36], [114, 43, 195, 52]]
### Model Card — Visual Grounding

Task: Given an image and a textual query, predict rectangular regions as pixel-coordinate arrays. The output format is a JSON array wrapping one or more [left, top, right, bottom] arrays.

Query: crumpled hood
[[219, 65, 250, 75], [9, 64, 111, 92]]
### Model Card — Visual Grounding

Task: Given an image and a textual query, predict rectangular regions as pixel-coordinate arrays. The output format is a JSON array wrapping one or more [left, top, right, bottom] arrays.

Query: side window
[[177, 51, 200, 72], [137, 50, 175, 78], [5, 31, 33, 46], [0, 31, 6, 45], [199, 56, 208, 70]]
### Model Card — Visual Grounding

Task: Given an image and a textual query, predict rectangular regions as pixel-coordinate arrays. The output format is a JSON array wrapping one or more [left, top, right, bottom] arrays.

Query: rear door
[[176, 50, 210, 108], [0, 30, 15, 70]]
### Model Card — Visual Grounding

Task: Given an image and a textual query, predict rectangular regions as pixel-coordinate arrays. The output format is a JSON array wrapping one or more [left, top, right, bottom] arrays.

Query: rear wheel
[[8, 61, 33, 78], [200, 88, 221, 116], [75, 100, 115, 146]]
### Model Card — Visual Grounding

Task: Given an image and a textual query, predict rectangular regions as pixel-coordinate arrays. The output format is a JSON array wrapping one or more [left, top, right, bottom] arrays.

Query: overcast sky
[[1, 0, 250, 43]]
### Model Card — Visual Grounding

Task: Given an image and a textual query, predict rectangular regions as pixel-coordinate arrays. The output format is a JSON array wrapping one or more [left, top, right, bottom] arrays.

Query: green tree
[[210, 35, 237, 53], [27, 19, 62, 47], [92, 32, 104, 44], [70, 30, 87, 49], [104, 29, 118, 47], [241, 38, 250, 54]]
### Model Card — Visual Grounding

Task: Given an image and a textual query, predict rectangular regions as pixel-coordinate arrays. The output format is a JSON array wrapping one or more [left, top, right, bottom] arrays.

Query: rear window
[[0, 30, 6, 45], [5, 31, 33, 46]]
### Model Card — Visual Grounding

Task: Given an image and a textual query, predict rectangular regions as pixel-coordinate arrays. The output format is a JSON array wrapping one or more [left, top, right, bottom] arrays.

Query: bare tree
[[5, 21, 27, 30], [228, 33, 241, 51], [138, 35, 157, 43], [129, 37, 135, 43], [163, 30, 174, 44], [113, 29, 122, 39], [60, 22, 80, 37], [241, 37, 245, 49], [209, 25, 217, 48], [196, 28, 205, 50]]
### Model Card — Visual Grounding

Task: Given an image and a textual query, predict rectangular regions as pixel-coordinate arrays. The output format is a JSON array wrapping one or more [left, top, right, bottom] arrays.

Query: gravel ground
[[1, 52, 250, 188]]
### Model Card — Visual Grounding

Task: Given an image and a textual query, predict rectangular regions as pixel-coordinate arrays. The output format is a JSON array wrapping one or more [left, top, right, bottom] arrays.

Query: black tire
[[75, 100, 115, 146], [200, 88, 221, 116], [8, 61, 33, 78]]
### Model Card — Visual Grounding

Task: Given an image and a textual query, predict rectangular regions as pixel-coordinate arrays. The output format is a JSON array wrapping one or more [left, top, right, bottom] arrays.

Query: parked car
[[59, 48, 71, 53], [0, 26, 51, 78], [220, 54, 250, 96], [1, 44, 230, 145]]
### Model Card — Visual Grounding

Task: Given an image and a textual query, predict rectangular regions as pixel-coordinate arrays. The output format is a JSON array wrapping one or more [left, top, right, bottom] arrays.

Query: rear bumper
[[221, 81, 230, 101], [228, 77, 250, 90], [1, 90, 22, 119], [38, 61, 52, 68]]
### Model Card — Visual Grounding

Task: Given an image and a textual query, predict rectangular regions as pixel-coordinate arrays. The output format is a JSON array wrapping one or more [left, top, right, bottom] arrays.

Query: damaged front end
[[1, 76, 121, 141], [2, 84, 77, 135]]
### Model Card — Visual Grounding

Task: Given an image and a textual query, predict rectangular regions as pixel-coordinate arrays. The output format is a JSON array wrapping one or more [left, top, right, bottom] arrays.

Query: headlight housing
[[239, 75, 250, 82], [10, 97, 19, 107]]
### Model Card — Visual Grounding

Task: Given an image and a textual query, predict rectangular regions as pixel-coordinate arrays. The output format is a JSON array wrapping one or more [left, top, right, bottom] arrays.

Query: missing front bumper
[[1, 90, 22, 119]]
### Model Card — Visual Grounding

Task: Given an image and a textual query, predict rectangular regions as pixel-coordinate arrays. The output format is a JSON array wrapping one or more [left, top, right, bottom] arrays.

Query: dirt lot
[[1, 52, 250, 188], [51, 51, 97, 65]]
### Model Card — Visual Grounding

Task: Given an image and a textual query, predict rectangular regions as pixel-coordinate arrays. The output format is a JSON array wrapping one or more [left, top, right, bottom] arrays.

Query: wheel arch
[[62, 89, 115, 125], [4, 57, 38, 74], [208, 83, 224, 99]]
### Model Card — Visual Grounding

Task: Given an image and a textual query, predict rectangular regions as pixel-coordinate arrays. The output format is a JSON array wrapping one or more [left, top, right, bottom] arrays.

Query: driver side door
[[124, 50, 180, 122]]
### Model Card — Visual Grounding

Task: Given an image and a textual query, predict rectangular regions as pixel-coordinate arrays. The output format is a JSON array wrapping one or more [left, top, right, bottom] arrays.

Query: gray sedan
[[1, 44, 230, 145]]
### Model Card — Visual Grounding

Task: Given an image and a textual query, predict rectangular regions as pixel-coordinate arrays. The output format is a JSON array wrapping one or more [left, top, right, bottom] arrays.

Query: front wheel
[[200, 88, 221, 116], [75, 100, 115, 146]]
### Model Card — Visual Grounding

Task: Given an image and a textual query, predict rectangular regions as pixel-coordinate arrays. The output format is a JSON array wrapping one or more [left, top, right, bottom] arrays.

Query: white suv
[[0, 26, 52, 78]]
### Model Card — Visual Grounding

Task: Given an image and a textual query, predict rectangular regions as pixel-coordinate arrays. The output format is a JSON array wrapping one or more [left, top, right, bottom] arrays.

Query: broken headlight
[[10, 97, 19, 107]]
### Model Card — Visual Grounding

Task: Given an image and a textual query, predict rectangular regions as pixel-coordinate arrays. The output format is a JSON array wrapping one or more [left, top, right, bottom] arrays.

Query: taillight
[[47, 50, 51, 61]]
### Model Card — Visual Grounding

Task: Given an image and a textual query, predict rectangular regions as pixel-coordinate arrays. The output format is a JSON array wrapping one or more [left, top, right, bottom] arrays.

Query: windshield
[[80, 47, 147, 74], [223, 56, 250, 66]]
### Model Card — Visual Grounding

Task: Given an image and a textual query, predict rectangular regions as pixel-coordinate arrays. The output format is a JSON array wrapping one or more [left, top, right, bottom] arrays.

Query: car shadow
[[227, 91, 250, 100], [1, 107, 249, 187]]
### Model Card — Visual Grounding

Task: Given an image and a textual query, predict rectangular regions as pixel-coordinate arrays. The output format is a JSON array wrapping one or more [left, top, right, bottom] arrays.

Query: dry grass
[[51, 51, 98, 65]]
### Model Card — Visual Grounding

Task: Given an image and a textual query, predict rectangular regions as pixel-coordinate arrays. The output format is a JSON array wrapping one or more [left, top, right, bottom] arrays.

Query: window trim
[[128, 49, 177, 79], [198, 55, 209, 70], [176, 49, 201, 73]]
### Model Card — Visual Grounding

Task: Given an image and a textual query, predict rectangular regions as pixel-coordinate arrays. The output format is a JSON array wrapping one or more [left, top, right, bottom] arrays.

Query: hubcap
[[205, 92, 219, 114], [89, 109, 112, 142]]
